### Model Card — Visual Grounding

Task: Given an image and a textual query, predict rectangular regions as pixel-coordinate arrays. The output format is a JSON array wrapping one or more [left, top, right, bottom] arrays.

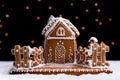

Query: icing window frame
[[56, 27, 65, 36]]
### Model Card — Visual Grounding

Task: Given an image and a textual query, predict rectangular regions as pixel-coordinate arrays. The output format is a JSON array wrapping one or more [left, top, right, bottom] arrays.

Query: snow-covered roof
[[42, 15, 80, 37], [88, 37, 98, 43]]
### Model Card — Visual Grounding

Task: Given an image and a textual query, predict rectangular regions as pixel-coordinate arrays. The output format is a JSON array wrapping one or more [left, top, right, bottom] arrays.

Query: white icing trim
[[42, 16, 80, 64], [47, 47, 52, 63], [89, 37, 98, 43], [55, 42, 66, 63], [64, 19, 80, 36], [44, 38, 47, 63], [60, 19, 75, 37], [68, 47, 73, 63], [56, 27, 65, 36], [47, 36, 75, 40], [74, 39, 77, 64], [44, 19, 59, 37], [98, 46, 102, 62], [42, 16, 57, 35], [42, 16, 80, 38], [44, 18, 76, 38]]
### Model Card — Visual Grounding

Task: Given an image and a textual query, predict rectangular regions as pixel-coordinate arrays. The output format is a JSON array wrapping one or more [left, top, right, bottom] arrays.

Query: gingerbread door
[[55, 44, 66, 63]]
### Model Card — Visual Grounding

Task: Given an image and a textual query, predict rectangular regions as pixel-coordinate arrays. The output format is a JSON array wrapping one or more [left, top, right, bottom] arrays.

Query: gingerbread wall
[[44, 21, 78, 63], [48, 22, 73, 37], [45, 39, 76, 63]]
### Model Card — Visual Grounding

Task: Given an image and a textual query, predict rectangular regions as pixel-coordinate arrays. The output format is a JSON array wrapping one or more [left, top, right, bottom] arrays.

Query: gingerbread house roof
[[42, 15, 80, 37]]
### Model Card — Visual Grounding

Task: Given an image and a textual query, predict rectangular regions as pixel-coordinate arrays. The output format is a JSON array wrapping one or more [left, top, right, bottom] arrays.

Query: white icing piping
[[44, 19, 59, 37], [47, 36, 75, 40], [64, 19, 80, 36], [42, 17, 80, 38]]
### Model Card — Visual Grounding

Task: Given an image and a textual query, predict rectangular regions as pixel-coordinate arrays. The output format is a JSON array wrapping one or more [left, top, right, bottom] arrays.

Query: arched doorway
[[55, 44, 66, 63]]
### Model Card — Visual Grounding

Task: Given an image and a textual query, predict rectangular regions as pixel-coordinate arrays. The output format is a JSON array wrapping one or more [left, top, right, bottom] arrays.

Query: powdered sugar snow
[[0, 61, 120, 80]]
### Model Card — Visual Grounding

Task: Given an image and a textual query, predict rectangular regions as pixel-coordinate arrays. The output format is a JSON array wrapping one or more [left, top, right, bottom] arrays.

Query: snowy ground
[[0, 61, 120, 80]]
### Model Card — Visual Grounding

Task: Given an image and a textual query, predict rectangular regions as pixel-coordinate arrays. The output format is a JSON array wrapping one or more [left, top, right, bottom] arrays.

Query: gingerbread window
[[56, 27, 65, 36]]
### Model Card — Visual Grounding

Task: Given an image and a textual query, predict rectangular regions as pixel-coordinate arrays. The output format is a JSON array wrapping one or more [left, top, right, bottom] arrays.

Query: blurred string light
[[36, 16, 40, 20], [1, 4, 5, 8], [0, 24, 3, 28], [97, 9, 101, 13], [95, 18, 99, 22], [70, 2, 74, 7], [0, 40, 2, 44], [48, 6, 52, 10], [0, 19, 3, 28], [31, 40, 35, 44], [82, 0, 86, 2], [81, 26, 86, 30], [85, 9, 89, 13], [37, 0, 42, 2], [4, 32, 8, 37], [109, 18, 112, 22], [5, 14, 10, 18], [0, 0, 113, 59], [25, 6, 30, 10], [99, 21, 103, 26], [94, 3, 98, 7], [111, 41, 115, 46], [75, 16, 79, 20]]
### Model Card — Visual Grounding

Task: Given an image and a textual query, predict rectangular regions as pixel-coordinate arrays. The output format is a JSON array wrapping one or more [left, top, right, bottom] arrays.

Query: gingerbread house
[[42, 15, 80, 63], [9, 15, 112, 75]]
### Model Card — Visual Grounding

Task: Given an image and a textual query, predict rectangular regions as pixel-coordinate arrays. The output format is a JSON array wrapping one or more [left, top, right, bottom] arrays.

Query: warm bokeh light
[[95, 18, 99, 22], [0, 0, 114, 60], [75, 16, 79, 20], [1, 4, 5, 8], [26, 6, 30, 10], [82, 0, 86, 2], [5, 14, 10, 18], [109, 18, 112, 22], [97, 9, 101, 13], [81, 26, 86, 30], [70, 2, 74, 7], [111, 41, 115, 46], [5, 32, 8, 36], [48, 6, 52, 10], [94, 3, 98, 7], [0, 40, 2, 44], [37, 0, 42, 2], [99, 21, 103, 26], [85, 9, 89, 13], [0, 24, 3, 28], [36, 16, 40, 20], [31, 40, 35, 44]]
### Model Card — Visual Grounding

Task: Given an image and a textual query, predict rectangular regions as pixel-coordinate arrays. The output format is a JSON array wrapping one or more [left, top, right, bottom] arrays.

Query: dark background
[[0, 0, 118, 61]]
